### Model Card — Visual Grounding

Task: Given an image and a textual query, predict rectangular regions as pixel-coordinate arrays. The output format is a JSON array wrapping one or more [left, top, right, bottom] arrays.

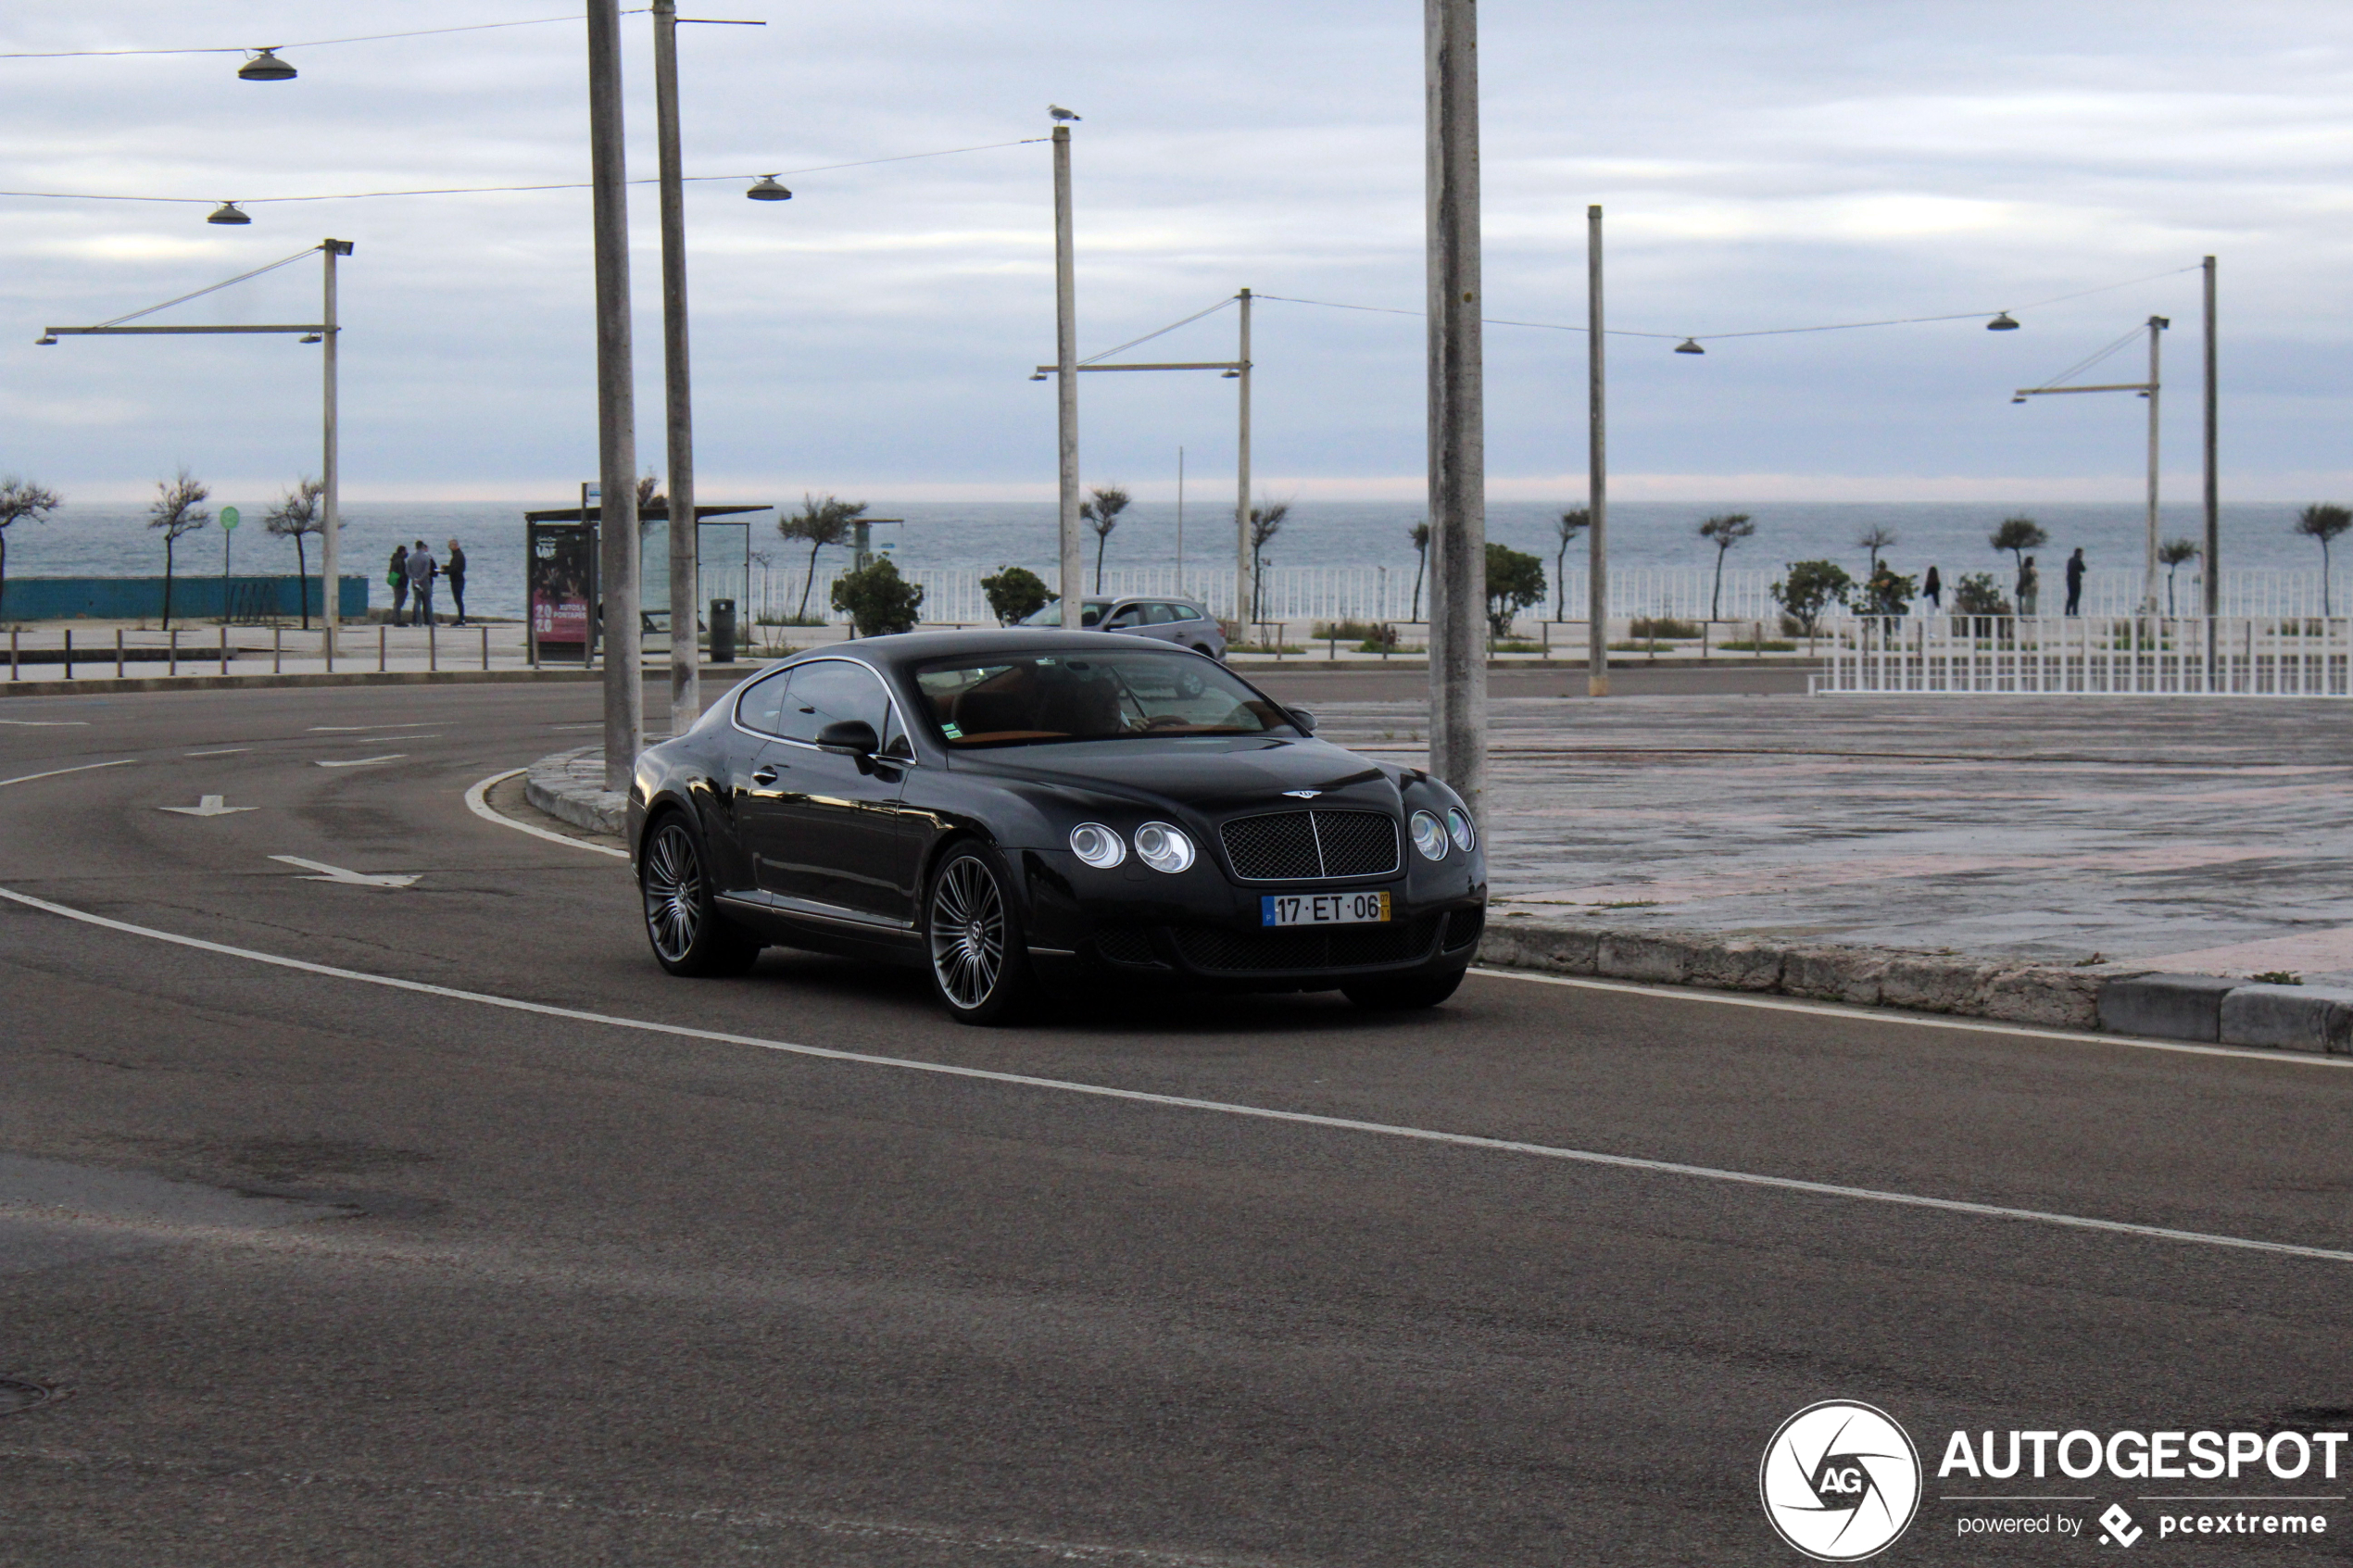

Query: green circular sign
[[220, 506, 241, 532]]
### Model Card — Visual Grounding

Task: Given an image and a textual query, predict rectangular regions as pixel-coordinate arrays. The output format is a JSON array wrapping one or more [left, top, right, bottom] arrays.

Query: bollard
[[62, 628, 72, 681], [116, 628, 125, 678], [8, 628, 16, 681], [272, 625, 282, 674], [379, 624, 387, 673], [428, 619, 437, 672], [1327, 633, 1336, 662], [480, 625, 489, 671], [219, 623, 229, 675], [168, 628, 176, 676]]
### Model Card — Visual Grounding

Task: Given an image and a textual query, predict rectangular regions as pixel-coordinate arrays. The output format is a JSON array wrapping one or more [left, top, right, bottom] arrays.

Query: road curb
[[525, 746, 628, 838], [2, 668, 605, 698]]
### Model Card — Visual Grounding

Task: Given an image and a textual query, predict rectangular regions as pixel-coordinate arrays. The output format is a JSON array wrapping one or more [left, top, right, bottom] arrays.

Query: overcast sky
[[4, 0, 2349, 505]]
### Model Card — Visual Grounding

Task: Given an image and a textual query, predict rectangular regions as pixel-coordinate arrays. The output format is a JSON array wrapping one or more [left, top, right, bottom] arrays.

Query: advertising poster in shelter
[[527, 521, 595, 659]]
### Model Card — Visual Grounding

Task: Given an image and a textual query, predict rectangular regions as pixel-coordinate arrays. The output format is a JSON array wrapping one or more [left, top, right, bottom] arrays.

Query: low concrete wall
[[1, 574, 369, 621]]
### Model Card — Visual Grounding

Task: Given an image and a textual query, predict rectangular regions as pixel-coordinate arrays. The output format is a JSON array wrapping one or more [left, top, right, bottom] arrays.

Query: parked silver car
[[1019, 596, 1227, 659]]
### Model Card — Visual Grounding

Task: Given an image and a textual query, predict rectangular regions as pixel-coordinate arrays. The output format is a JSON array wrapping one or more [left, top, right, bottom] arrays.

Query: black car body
[[627, 629, 1486, 1021]]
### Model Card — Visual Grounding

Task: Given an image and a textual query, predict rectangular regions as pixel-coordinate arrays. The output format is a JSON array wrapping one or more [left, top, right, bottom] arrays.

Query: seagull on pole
[[1049, 105, 1080, 121]]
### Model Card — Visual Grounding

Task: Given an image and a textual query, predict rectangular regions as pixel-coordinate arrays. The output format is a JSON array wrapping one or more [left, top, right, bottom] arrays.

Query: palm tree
[[779, 493, 865, 621], [1408, 521, 1430, 621], [1553, 508, 1589, 621], [1080, 483, 1130, 592], [1249, 501, 1289, 624], [1856, 523, 1898, 577], [263, 475, 325, 628], [2158, 538, 2201, 617], [1697, 512, 1755, 621], [2294, 504, 2353, 615], [0, 475, 62, 625], [148, 468, 211, 630]]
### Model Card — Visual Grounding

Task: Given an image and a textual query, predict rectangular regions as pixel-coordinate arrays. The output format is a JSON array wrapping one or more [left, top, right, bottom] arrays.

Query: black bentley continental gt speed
[[626, 630, 1487, 1023]]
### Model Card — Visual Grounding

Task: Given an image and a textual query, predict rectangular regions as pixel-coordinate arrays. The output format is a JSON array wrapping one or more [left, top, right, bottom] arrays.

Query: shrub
[[1861, 564, 1918, 618], [1313, 619, 1397, 646], [1769, 559, 1854, 635], [979, 564, 1052, 626], [830, 557, 925, 636], [1629, 615, 1700, 639], [1951, 571, 2010, 617], [1485, 542, 1546, 636]]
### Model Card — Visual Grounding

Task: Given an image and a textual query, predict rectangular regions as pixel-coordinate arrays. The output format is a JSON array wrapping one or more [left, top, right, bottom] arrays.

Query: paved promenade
[[1307, 694, 2353, 985]]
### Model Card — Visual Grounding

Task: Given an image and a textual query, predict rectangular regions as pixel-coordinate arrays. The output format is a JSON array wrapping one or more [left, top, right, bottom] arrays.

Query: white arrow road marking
[[313, 755, 405, 769], [159, 796, 256, 818], [268, 855, 419, 888]]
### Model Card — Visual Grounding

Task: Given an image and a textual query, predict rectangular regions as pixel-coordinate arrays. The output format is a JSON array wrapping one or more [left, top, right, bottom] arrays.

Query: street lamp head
[[1986, 311, 2020, 331], [237, 47, 297, 82], [1048, 105, 1081, 121], [1221, 368, 1240, 379], [207, 201, 252, 225], [1028, 371, 1049, 382], [2011, 396, 2028, 404], [1674, 337, 1705, 355], [745, 174, 792, 201], [34, 333, 57, 346], [298, 332, 323, 344]]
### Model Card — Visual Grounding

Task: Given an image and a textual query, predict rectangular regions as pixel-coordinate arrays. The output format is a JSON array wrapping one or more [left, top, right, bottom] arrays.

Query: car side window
[[1143, 602, 1180, 624], [778, 659, 891, 745], [880, 702, 913, 759], [736, 668, 791, 734], [1103, 603, 1145, 629], [1164, 601, 1201, 622]]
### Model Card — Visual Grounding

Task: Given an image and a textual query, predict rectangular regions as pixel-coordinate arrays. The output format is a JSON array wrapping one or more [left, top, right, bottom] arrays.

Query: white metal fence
[[737, 560, 2344, 631], [1814, 615, 2353, 696]]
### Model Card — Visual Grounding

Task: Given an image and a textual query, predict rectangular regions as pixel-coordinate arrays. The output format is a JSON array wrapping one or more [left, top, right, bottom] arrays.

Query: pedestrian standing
[[2065, 546, 2085, 616], [406, 538, 438, 627], [1922, 564, 1942, 608], [445, 537, 469, 626], [388, 543, 410, 626], [2018, 556, 2040, 617]]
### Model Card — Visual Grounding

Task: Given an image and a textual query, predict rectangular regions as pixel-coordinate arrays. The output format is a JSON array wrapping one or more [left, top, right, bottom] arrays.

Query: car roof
[[783, 627, 1213, 674]]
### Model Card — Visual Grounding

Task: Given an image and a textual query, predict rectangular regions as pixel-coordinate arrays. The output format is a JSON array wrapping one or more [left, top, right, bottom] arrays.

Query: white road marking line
[[462, 768, 629, 859], [183, 747, 249, 757], [0, 720, 91, 726], [158, 795, 256, 818], [313, 754, 405, 769], [308, 723, 436, 732], [267, 855, 419, 888], [1, 883, 2347, 1269], [0, 759, 135, 789], [327, 733, 442, 744], [1471, 967, 2353, 1070]]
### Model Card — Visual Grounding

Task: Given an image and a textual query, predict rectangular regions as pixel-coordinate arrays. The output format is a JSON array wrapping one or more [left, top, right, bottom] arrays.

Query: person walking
[[388, 543, 410, 626], [445, 537, 469, 626], [1922, 564, 1942, 609], [2064, 546, 2085, 616], [2018, 556, 2040, 617], [406, 538, 438, 627]]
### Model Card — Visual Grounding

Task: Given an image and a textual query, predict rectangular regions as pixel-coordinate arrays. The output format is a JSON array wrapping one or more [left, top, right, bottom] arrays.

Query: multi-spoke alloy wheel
[[639, 815, 760, 977], [925, 846, 1035, 1023]]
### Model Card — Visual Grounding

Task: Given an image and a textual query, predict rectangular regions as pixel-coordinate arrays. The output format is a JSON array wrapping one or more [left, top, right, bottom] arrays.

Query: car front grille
[[1219, 809, 1400, 881], [1092, 922, 1162, 966], [1172, 914, 1442, 973]]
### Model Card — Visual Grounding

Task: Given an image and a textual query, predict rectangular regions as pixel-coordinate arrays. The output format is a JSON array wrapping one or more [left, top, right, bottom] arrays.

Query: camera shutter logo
[[1759, 1400, 1922, 1561]]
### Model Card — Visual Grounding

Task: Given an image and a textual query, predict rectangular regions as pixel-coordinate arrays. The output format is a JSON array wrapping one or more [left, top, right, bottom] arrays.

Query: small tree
[[1861, 564, 1917, 619], [1552, 508, 1589, 621], [1769, 559, 1853, 636], [149, 468, 211, 629], [829, 556, 925, 636], [2158, 537, 2201, 617], [1991, 515, 2049, 574], [2294, 503, 2353, 616], [779, 493, 865, 622], [1407, 521, 1431, 621], [636, 470, 662, 513], [1080, 483, 1130, 593], [262, 475, 325, 628], [980, 564, 1052, 626], [1952, 571, 2010, 617], [1856, 523, 1898, 577], [1485, 542, 1545, 638], [1697, 512, 1755, 621], [1249, 501, 1289, 623], [0, 476, 63, 625]]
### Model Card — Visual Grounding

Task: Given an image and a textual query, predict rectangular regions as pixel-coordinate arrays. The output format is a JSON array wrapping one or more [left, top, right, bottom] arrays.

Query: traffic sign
[[220, 505, 241, 532]]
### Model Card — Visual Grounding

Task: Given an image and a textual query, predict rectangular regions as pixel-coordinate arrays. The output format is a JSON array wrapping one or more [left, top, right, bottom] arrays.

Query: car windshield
[[1018, 600, 1107, 628], [915, 650, 1292, 746]]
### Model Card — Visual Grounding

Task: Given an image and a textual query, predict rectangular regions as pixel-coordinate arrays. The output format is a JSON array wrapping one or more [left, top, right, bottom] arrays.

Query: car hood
[[949, 736, 1402, 815]]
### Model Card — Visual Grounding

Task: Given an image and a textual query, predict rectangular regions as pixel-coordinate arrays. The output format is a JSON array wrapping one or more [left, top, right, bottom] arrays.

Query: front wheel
[[1342, 968, 1466, 1011], [924, 843, 1038, 1024], [640, 814, 761, 977]]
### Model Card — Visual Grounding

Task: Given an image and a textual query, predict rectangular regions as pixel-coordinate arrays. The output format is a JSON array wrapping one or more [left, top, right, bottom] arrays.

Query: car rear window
[[914, 650, 1291, 746]]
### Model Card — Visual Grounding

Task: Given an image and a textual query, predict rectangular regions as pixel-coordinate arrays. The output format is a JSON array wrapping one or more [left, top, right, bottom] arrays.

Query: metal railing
[[1814, 615, 2353, 696]]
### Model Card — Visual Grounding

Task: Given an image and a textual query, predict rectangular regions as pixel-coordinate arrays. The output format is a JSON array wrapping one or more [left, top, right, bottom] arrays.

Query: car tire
[[1342, 967, 1466, 1010], [639, 812, 761, 977], [923, 841, 1038, 1025]]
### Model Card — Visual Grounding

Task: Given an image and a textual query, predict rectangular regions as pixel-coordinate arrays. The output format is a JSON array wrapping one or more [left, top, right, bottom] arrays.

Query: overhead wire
[[0, 12, 646, 60], [2023, 323, 2151, 392], [1078, 295, 1237, 366], [94, 245, 321, 327]]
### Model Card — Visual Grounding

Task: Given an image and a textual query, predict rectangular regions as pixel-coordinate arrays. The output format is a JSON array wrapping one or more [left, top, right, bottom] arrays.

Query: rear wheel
[[924, 843, 1038, 1024], [640, 814, 761, 977], [1342, 967, 1466, 1010]]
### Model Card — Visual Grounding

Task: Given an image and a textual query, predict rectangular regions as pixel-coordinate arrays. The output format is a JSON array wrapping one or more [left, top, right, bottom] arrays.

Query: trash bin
[[709, 598, 737, 663]]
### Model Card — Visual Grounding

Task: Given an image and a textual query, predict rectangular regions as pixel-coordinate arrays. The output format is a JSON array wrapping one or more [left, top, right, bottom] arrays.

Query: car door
[[713, 664, 794, 897], [750, 659, 921, 923], [1101, 600, 1170, 644]]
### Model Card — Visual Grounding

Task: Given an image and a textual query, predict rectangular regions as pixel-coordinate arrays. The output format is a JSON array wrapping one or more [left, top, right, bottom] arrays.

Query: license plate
[[1261, 890, 1391, 927]]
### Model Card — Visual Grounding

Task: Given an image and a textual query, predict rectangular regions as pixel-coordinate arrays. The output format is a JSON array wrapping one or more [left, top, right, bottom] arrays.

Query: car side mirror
[[816, 719, 878, 756], [1287, 707, 1318, 734]]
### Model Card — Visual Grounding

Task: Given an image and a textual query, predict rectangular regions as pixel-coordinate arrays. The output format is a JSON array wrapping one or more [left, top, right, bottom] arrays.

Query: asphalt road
[[3, 680, 2349, 1566]]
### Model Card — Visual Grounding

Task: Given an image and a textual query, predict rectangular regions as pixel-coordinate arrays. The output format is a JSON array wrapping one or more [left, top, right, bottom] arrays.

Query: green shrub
[[980, 565, 1052, 626], [1629, 615, 1701, 639], [830, 557, 925, 636], [1951, 571, 2010, 617], [1313, 619, 1397, 646], [1770, 559, 1854, 635], [1485, 542, 1546, 635]]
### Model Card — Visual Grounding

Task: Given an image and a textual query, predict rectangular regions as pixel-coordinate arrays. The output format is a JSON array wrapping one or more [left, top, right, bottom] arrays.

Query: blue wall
[[0, 575, 369, 621]]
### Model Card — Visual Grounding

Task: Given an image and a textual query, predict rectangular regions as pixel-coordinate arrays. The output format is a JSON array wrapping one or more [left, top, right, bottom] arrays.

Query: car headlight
[[1069, 822, 1126, 869], [1133, 821, 1195, 873], [1410, 809, 1448, 860], [1446, 806, 1477, 853]]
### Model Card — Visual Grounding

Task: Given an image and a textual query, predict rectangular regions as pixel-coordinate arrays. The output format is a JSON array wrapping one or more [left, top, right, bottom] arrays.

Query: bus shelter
[[522, 501, 766, 664]]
